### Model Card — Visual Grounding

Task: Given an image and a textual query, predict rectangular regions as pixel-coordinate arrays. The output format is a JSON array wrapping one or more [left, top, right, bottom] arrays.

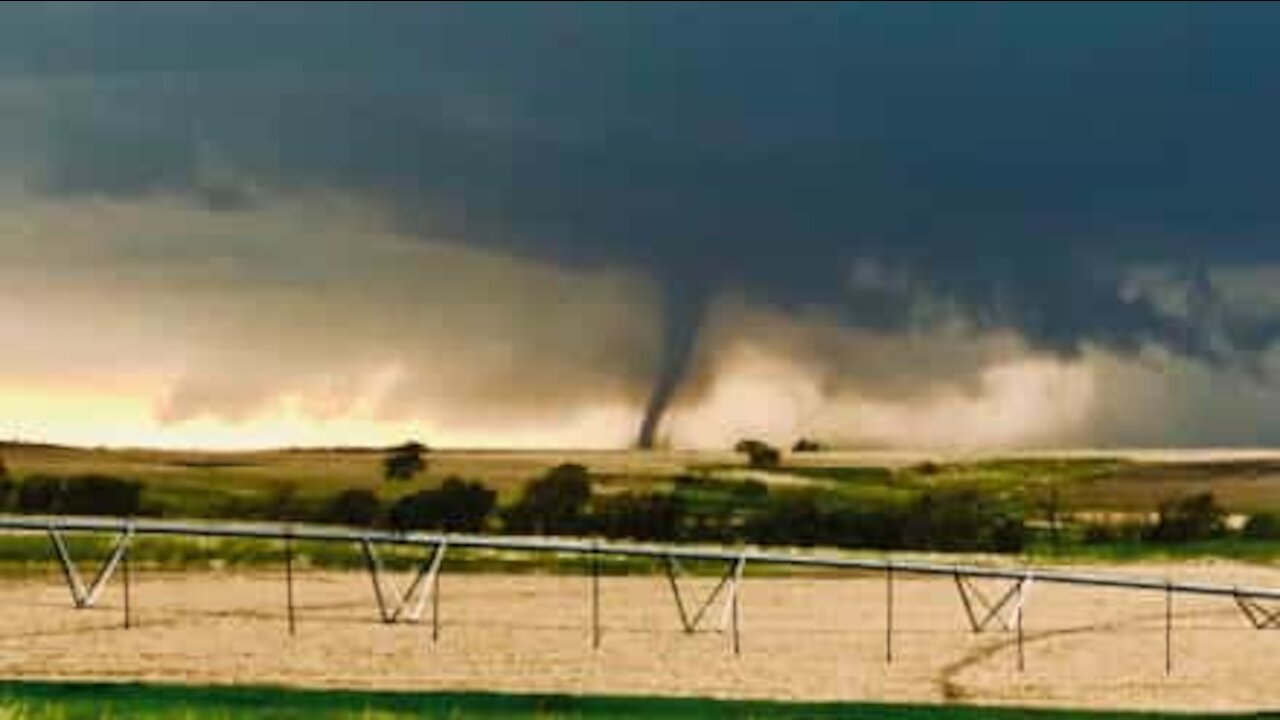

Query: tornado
[[637, 283, 708, 449]]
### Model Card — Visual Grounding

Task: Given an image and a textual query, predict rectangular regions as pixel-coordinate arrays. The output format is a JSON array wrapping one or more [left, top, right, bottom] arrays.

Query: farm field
[[2, 443, 1280, 715], [0, 563, 1276, 713], [7, 443, 1280, 517]]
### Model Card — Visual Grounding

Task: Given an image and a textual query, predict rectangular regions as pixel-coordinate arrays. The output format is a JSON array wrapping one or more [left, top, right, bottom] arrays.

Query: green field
[[0, 681, 1220, 719], [7, 443, 1280, 516], [3, 443, 1280, 564]]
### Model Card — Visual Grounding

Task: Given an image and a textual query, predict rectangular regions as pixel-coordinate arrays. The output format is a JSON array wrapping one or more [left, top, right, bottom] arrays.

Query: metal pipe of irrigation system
[[2, 514, 1280, 602]]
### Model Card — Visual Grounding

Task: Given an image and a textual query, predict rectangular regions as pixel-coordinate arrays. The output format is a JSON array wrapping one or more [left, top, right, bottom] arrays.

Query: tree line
[[2, 449, 1278, 552]]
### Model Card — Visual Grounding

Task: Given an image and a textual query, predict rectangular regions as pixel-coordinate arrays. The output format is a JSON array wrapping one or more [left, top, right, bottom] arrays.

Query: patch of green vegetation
[[1026, 536, 1280, 563], [0, 533, 664, 576], [897, 458, 1128, 496], [0, 680, 1211, 719], [778, 458, 1125, 506], [785, 465, 895, 485], [780, 466, 911, 504], [670, 475, 772, 511]]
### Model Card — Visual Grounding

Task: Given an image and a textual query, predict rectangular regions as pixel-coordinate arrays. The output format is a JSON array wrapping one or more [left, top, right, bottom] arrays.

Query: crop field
[[0, 561, 1276, 713], [2, 444, 1280, 716]]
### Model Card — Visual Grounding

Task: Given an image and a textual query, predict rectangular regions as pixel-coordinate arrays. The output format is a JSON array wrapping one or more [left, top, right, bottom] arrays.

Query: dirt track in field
[[0, 561, 1277, 712]]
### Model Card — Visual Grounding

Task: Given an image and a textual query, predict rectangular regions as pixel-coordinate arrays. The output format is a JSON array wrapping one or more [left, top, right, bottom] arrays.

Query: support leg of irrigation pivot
[[431, 546, 442, 644], [728, 553, 745, 656], [360, 537, 447, 625], [285, 531, 296, 636], [953, 571, 1032, 634], [48, 522, 134, 609], [589, 539, 601, 649], [662, 552, 746, 653], [1234, 589, 1280, 629], [1016, 576, 1030, 672], [1165, 581, 1173, 676], [953, 571, 1033, 672], [885, 561, 894, 665], [122, 540, 131, 629]]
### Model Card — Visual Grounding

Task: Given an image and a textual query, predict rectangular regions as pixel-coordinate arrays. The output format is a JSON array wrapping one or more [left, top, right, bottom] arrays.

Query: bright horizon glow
[[0, 380, 644, 452], [0, 352, 1096, 452]]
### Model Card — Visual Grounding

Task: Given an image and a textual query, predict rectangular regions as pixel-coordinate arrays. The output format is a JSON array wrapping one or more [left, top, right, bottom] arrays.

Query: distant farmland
[[7, 442, 1280, 510], [3, 443, 1280, 562]]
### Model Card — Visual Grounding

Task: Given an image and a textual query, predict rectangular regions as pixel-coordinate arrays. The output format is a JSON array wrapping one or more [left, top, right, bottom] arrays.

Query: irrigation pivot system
[[1, 514, 1278, 675]]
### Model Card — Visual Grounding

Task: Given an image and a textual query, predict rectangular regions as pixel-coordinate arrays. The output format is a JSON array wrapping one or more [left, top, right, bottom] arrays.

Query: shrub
[[591, 492, 684, 541], [743, 491, 826, 546], [680, 512, 738, 544], [672, 474, 710, 492], [734, 439, 781, 469], [901, 487, 1026, 553], [502, 464, 592, 535], [13, 474, 142, 516], [1082, 520, 1147, 545], [1145, 492, 1228, 543], [383, 441, 429, 482], [791, 438, 825, 453], [262, 482, 302, 521], [16, 475, 62, 513], [59, 474, 143, 516], [325, 489, 382, 527], [390, 477, 496, 532], [732, 478, 770, 502], [1243, 513, 1280, 541], [989, 515, 1028, 553], [824, 505, 906, 550], [1082, 522, 1118, 545]]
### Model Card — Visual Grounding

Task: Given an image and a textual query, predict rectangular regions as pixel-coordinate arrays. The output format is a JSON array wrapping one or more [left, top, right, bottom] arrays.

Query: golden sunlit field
[[0, 561, 1276, 713]]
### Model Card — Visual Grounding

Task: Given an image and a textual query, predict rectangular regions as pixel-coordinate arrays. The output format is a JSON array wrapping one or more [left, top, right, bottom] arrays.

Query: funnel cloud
[[5, 4, 1280, 448], [637, 283, 710, 448]]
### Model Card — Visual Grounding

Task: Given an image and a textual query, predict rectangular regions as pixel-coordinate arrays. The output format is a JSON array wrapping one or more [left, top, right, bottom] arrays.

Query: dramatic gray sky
[[4, 2, 1280, 449]]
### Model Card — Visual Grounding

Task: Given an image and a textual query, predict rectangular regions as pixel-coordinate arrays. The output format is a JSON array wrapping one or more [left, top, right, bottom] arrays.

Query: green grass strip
[[0, 680, 1248, 719]]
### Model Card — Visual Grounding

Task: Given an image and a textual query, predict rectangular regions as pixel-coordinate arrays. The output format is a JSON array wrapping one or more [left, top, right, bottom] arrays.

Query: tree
[[0, 453, 11, 509], [732, 478, 770, 503], [263, 482, 301, 521], [16, 475, 61, 513], [744, 491, 826, 546], [902, 487, 1026, 553], [389, 477, 496, 532], [383, 441, 428, 482], [1243, 513, 1280, 541], [791, 438, 825, 453], [592, 492, 684, 541], [735, 439, 781, 469], [59, 474, 142, 516], [392, 440, 429, 454], [1145, 492, 1228, 543], [325, 489, 382, 527], [1034, 482, 1064, 549], [502, 463, 593, 535]]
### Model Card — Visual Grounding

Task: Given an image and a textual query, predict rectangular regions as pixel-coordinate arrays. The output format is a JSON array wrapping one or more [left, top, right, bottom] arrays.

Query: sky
[[4, 2, 1280, 450]]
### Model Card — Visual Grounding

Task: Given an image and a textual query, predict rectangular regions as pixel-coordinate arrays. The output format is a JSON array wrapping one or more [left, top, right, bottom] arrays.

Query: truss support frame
[[360, 537, 447, 625]]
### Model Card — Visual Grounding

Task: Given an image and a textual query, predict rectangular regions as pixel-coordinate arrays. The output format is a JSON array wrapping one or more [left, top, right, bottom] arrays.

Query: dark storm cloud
[[6, 2, 1280, 441]]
